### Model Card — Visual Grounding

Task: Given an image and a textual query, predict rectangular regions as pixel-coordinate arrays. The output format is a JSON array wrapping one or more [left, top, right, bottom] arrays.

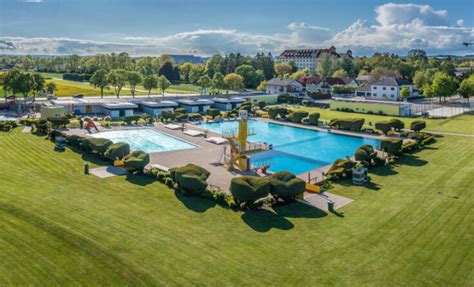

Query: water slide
[[86, 120, 100, 132]]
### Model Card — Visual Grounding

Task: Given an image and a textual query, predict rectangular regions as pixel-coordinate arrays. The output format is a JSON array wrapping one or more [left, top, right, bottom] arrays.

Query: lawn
[[0, 129, 473, 285], [292, 106, 474, 135]]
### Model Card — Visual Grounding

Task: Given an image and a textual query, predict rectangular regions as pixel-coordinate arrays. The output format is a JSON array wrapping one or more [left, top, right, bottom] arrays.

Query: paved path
[[299, 192, 353, 211], [424, 130, 474, 137]]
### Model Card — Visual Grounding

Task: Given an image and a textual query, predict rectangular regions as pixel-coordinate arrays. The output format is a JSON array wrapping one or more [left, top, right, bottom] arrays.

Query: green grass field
[[292, 106, 474, 135], [0, 129, 473, 285]]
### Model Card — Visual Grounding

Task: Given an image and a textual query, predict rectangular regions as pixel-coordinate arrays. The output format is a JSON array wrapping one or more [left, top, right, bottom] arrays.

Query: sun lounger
[[151, 163, 170, 171], [183, 130, 204, 137], [163, 124, 181, 130], [205, 137, 227, 145]]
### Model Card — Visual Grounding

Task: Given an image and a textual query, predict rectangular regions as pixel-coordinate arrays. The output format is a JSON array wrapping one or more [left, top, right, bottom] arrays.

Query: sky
[[0, 0, 473, 56]]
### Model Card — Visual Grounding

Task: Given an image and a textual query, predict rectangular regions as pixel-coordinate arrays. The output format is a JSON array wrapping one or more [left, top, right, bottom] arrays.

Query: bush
[[268, 107, 289, 119], [176, 113, 189, 121], [389, 119, 405, 131], [301, 100, 309, 106], [277, 94, 301, 104], [307, 112, 320, 125], [269, 171, 305, 200], [288, 110, 309, 123], [104, 142, 131, 160], [47, 116, 70, 128], [34, 119, 49, 134], [124, 150, 150, 173], [48, 130, 66, 141], [402, 141, 418, 152], [359, 144, 375, 155], [171, 164, 210, 195], [329, 118, 365, 131], [87, 138, 113, 155], [230, 176, 270, 205], [175, 108, 187, 114], [380, 138, 403, 154], [327, 159, 355, 180], [63, 73, 92, 82], [188, 113, 202, 121], [66, 135, 84, 147], [161, 110, 176, 120], [122, 115, 141, 125], [257, 101, 266, 109], [410, 120, 426, 132], [375, 121, 393, 135], [207, 108, 221, 119]]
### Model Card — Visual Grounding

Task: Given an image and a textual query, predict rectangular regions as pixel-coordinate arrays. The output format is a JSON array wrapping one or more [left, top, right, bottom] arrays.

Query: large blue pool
[[92, 129, 197, 153], [195, 120, 380, 174]]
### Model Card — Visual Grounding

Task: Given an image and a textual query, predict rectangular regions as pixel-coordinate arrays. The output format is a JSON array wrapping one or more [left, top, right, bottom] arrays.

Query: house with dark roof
[[303, 77, 348, 95], [277, 46, 352, 73], [266, 78, 304, 96], [355, 77, 416, 101]]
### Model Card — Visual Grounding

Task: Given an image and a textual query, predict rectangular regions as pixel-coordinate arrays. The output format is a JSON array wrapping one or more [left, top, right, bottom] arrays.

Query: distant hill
[[170, 54, 208, 64]]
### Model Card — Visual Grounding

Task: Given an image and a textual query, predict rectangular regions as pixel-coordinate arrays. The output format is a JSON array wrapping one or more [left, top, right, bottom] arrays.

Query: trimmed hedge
[[329, 118, 365, 131], [207, 108, 221, 119], [288, 110, 309, 123], [375, 121, 393, 135], [176, 113, 189, 121], [230, 176, 270, 205], [170, 163, 210, 195], [161, 110, 176, 120], [380, 138, 403, 154], [104, 142, 131, 160], [35, 119, 49, 134], [390, 119, 405, 131], [410, 120, 426, 132], [188, 113, 202, 121], [269, 171, 305, 200], [87, 138, 113, 155], [175, 108, 187, 114], [327, 159, 355, 179], [47, 116, 70, 128], [124, 150, 150, 172], [122, 115, 141, 125], [307, 112, 320, 125], [267, 107, 289, 119]]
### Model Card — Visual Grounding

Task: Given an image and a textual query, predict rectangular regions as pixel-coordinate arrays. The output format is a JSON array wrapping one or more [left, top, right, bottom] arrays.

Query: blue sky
[[1, 0, 473, 56]]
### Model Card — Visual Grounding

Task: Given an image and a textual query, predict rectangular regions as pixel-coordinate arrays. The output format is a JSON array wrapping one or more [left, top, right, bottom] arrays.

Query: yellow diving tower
[[222, 110, 268, 171]]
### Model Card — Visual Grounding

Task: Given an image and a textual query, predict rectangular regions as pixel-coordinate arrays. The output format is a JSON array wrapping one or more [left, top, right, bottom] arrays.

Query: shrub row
[[0, 120, 17, 132], [63, 73, 92, 82], [328, 118, 365, 131]]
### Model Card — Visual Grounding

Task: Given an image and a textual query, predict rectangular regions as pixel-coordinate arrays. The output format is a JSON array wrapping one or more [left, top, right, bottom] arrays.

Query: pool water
[[195, 120, 380, 174], [92, 129, 197, 153]]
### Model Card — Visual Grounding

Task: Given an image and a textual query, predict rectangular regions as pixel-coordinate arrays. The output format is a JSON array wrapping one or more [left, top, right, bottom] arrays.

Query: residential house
[[303, 77, 346, 95], [355, 77, 415, 101], [277, 46, 352, 73], [266, 78, 304, 96]]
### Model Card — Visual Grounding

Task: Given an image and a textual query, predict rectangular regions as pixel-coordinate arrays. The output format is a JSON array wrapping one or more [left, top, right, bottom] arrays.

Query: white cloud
[[1, 3, 472, 56], [18, 0, 43, 3], [457, 19, 464, 27]]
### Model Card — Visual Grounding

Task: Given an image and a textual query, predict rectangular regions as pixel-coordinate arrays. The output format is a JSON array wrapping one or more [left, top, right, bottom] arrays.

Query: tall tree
[[46, 82, 57, 95], [235, 64, 256, 88], [179, 62, 193, 83], [316, 54, 341, 77], [274, 63, 292, 77], [143, 75, 158, 97], [17, 73, 34, 99], [31, 73, 45, 102], [127, 71, 142, 98], [400, 85, 411, 99], [107, 69, 127, 98], [211, 72, 225, 94], [458, 74, 474, 105], [157, 75, 171, 97], [158, 61, 176, 82], [224, 73, 244, 90], [205, 54, 224, 78], [431, 72, 457, 103], [197, 75, 211, 95], [90, 69, 109, 99]]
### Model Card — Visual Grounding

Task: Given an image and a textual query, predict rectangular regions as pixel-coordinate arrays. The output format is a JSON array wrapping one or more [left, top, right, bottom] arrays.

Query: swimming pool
[[195, 120, 380, 174], [0, 115, 17, 121], [91, 129, 197, 153]]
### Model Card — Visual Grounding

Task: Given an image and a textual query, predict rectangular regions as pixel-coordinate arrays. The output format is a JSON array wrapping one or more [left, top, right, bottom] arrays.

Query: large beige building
[[277, 46, 352, 73]]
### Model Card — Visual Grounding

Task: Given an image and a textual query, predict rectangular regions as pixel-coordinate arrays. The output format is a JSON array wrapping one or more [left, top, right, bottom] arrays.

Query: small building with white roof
[[177, 99, 214, 113], [140, 100, 178, 116], [211, 97, 245, 111]]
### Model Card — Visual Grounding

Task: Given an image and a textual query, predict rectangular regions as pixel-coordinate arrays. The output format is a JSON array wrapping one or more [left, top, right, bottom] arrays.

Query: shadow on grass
[[241, 210, 294, 232], [125, 174, 155, 186], [398, 154, 428, 167], [338, 179, 382, 191], [174, 190, 216, 213], [273, 201, 327, 219], [370, 164, 398, 176], [81, 152, 110, 166]]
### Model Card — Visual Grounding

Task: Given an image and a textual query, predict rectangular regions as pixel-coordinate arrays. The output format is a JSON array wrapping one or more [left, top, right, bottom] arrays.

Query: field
[[0, 129, 473, 285], [293, 106, 474, 135]]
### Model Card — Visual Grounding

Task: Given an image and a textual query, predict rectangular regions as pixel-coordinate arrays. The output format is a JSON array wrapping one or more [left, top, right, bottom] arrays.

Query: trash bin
[[328, 201, 335, 212], [84, 162, 90, 175]]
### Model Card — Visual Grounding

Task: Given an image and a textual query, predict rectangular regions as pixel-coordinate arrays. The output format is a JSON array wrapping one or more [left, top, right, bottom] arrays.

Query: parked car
[[73, 94, 84, 98]]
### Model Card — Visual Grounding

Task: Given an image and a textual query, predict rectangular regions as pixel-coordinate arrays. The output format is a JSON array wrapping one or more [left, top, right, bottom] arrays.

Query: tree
[[107, 69, 127, 98], [407, 49, 427, 62], [189, 64, 205, 84], [332, 69, 348, 78], [158, 61, 175, 82], [287, 61, 298, 73], [31, 73, 45, 102], [431, 72, 457, 103], [3, 69, 22, 96], [289, 69, 309, 81], [459, 74, 474, 105], [316, 54, 341, 77], [400, 85, 411, 99], [274, 63, 292, 77], [127, 71, 142, 98], [211, 72, 225, 93], [17, 72, 34, 99], [143, 75, 158, 97], [370, 67, 401, 81], [341, 57, 357, 77], [46, 82, 57, 94], [179, 62, 193, 83], [157, 75, 171, 97], [235, 64, 256, 88], [90, 69, 109, 98], [197, 75, 211, 95], [224, 73, 244, 90], [256, 80, 267, 91], [205, 54, 224, 78]]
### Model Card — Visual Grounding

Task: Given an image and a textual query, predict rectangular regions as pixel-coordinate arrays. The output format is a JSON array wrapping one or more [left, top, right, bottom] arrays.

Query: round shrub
[[307, 112, 320, 125], [359, 144, 375, 155], [389, 119, 405, 131], [47, 116, 70, 128], [87, 138, 113, 155], [230, 176, 270, 205], [269, 171, 305, 200], [380, 138, 403, 154], [354, 148, 370, 162], [172, 164, 210, 195], [288, 110, 309, 123], [207, 108, 221, 119], [124, 150, 150, 172], [410, 120, 426, 132], [161, 110, 176, 120], [329, 118, 365, 131], [268, 107, 289, 119], [375, 121, 393, 135], [188, 113, 202, 121], [175, 108, 187, 114], [104, 142, 130, 160]]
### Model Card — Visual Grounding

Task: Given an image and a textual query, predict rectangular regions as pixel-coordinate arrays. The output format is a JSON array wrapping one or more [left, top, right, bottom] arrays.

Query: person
[[181, 123, 185, 131], [79, 118, 84, 129]]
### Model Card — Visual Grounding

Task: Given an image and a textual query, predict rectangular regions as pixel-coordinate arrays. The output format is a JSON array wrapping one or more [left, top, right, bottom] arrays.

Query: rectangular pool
[[91, 129, 197, 153], [195, 120, 380, 174]]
